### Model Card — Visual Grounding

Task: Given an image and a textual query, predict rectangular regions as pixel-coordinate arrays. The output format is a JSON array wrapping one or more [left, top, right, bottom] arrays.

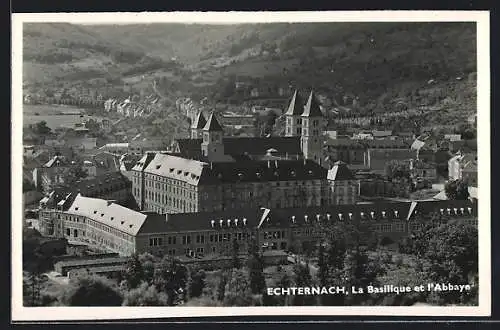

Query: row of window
[[148, 232, 252, 247], [262, 231, 286, 240]]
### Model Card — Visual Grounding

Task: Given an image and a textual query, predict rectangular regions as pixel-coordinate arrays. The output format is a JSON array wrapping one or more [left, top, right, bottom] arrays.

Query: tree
[[123, 254, 144, 289], [223, 269, 254, 306], [216, 274, 227, 302], [64, 166, 89, 186], [317, 242, 328, 287], [445, 179, 470, 200], [291, 263, 315, 306], [138, 252, 156, 285], [232, 238, 241, 269], [385, 160, 411, 180], [424, 223, 478, 304], [246, 239, 266, 294], [34, 121, 51, 135], [188, 269, 206, 299], [154, 257, 188, 305], [60, 275, 122, 306], [342, 248, 381, 305], [122, 282, 169, 306]]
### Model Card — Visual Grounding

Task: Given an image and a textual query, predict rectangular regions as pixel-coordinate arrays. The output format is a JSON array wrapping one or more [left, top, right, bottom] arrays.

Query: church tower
[[201, 112, 225, 161], [191, 111, 207, 139], [284, 90, 304, 137], [301, 91, 325, 166]]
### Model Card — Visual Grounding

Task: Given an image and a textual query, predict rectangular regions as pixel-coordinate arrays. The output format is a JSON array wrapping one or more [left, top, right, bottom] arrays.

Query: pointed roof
[[301, 91, 323, 117], [327, 161, 354, 181], [203, 112, 224, 132], [192, 111, 207, 129], [284, 90, 304, 116]]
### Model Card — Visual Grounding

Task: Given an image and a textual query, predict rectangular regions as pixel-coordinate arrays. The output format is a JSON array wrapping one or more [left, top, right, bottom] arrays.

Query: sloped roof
[[284, 90, 304, 116], [197, 159, 327, 184], [408, 199, 477, 220], [138, 208, 263, 234], [191, 111, 207, 129], [324, 138, 365, 148], [131, 152, 156, 172], [327, 161, 355, 181], [67, 194, 147, 236], [44, 156, 68, 168], [175, 136, 302, 159], [203, 112, 224, 132], [138, 153, 326, 185], [259, 201, 413, 229], [144, 153, 206, 185], [411, 139, 426, 150], [301, 91, 324, 118], [363, 139, 411, 149]]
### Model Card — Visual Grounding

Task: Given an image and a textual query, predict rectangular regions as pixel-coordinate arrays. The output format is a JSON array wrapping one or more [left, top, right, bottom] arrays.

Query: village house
[[448, 153, 478, 187]]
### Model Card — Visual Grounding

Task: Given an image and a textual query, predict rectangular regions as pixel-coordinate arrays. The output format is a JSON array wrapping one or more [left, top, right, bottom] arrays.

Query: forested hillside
[[23, 22, 476, 118]]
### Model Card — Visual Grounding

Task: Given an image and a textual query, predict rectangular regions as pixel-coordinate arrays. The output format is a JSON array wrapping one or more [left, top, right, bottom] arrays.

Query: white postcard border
[[11, 10, 491, 321]]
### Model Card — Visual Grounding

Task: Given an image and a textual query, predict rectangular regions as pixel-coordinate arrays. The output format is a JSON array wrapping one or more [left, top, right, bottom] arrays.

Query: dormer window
[[447, 208, 451, 215], [219, 219, 224, 227], [453, 208, 458, 214], [467, 207, 472, 214], [338, 213, 343, 221], [75, 207, 79, 211], [234, 219, 238, 226], [316, 214, 321, 222], [304, 215, 308, 222], [382, 211, 386, 218], [93, 210, 97, 214], [211, 220, 215, 228], [227, 219, 231, 227], [348, 213, 353, 220], [326, 213, 331, 221], [440, 208, 444, 215], [121, 221, 125, 225], [394, 210, 399, 217], [460, 207, 465, 214], [110, 217, 114, 221], [291, 216, 296, 224], [243, 218, 247, 226]]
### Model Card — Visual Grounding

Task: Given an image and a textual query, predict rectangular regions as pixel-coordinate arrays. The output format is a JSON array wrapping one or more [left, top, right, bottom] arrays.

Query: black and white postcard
[[11, 11, 491, 320]]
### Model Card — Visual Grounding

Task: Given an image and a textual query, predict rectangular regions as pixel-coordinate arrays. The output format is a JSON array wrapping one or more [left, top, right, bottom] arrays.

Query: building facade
[[132, 153, 330, 215], [40, 194, 478, 259]]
